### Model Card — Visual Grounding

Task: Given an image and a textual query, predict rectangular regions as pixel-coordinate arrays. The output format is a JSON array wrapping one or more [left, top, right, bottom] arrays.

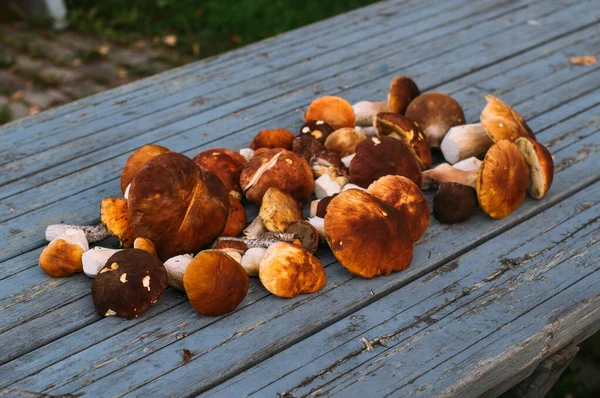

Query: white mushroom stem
[[308, 217, 326, 241], [82, 247, 120, 278], [244, 216, 267, 237], [53, 228, 89, 251], [440, 123, 493, 164], [124, 183, 131, 199], [421, 163, 478, 190], [163, 254, 194, 290], [341, 154, 355, 168], [353, 101, 390, 126], [240, 247, 266, 276], [454, 156, 483, 172], [45, 223, 109, 243], [310, 199, 321, 218], [355, 125, 377, 137], [220, 249, 243, 263], [239, 148, 255, 162], [314, 173, 347, 199]]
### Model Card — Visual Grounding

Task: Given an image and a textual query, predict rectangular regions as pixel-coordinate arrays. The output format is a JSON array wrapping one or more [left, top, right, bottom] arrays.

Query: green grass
[[0, 104, 11, 125], [65, 0, 379, 59]]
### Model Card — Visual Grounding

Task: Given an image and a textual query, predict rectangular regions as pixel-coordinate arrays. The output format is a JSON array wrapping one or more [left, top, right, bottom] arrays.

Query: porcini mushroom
[[259, 187, 302, 232], [193, 148, 247, 195], [374, 112, 432, 169], [259, 242, 326, 298], [221, 195, 247, 237], [353, 101, 390, 126], [433, 183, 478, 224], [305, 96, 355, 130], [120, 144, 170, 194], [388, 76, 421, 114], [128, 152, 229, 261], [324, 128, 366, 157], [39, 228, 89, 277], [184, 250, 249, 316], [292, 134, 324, 162], [515, 137, 554, 199], [133, 237, 157, 256], [250, 128, 296, 150], [324, 189, 413, 278], [285, 220, 319, 253], [440, 124, 493, 164], [349, 136, 422, 188], [163, 254, 194, 290], [92, 248, 168, 318], [240, 247, 266, 276], [315, 194, 338, 218], [367, 175, 429, 242], [298, 120, 334, 143], [404, 92, 465, 148], [82, 247, 121, 278]]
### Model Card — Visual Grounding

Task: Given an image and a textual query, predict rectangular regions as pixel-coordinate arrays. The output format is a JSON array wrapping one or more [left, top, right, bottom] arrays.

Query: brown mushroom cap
[[477, 140, 529, 219], [120, 144, 170, 194], [374, 112, 432, 170], [305, 96, 355, 130], [480, 95, 535, 142], [285, 220, 320, 253], [299, 120, 334, 143], [239, 148, 314, 206], [250, 129, 295, 150], [388, 76, 421, 114], [39, 232, 86, 277], [128, 152, 229, 261], [324, 189, 413, 278], [92, 249, 168, 318], [259, 242, 326, 298], [192, 148, 247, 194], [367, 175, 429, 242], [100, 198, 132, 247], [433, 183, 478, 224], [184, 250, 249, 316], [259, 187, 302, 232], [324, 128, 366, 157], [221, 195, 247, 237], [405, 92, 465, 148], [515, 137, 554, 199], [292, 134, 324, 163], [316, 194, 338, 218], [349, 136, 422, 188]]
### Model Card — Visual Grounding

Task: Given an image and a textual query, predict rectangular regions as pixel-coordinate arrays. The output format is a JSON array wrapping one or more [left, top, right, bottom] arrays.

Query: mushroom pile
[[38, 76, 554, 319]]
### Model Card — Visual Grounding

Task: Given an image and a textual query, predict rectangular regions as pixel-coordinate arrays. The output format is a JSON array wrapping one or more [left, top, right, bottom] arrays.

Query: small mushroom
[[250, 128, 296, 150], [440, 124, 493, 164], [292, 134, 324, 163], [433, 183, 478, 224], [352, 101, 390, 126], [240, 247, 266, 276], [404, 92, 465, 148], [92, 249, 168, 318], [481, 95, 535, 142], [285, 220, 319, 253], [316, 194, 338, 218], [324, 189, 413, 278], [39, 229, 89, 277], [349, 136, 422, 188], [307, 216, 326, 240], [324, 128, 366, 157], [298, 120, 334, 143], [388, 76, 421, 114], [120, 144, 171, 195], [221, 195, 247, 237], [133, 237, 157, 256], [374, 112, 432, 169], [305, 96, 355, 130], [193, 148, 247, 195], [367, 175, 429, 242], [128, 152, 229, 261], [164, 254, 194, 290], [259, 242, 326, 298], [515, 137, 554, 199], [82, 247, 121, 278], [184, 250, 249, 316], [240, 148, 314, 206], [259, 187, 302, 232]]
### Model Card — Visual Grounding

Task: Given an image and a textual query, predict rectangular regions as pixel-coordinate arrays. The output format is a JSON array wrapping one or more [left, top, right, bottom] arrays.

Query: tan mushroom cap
[[480, 95, 535, 142], [259, 242, 326, 298], [193, 148, 247, 194], [259, 187, 302, 232], [515, 137, 554, 199], [133, 237, 157, 256], [324, 189, 413, 278], [324, 128, 366, 157], [128, 152, 230, 261], [100, 198, 132, 247], [367, 175, 430, 242], [120, 144, 170, 194], [250, 128, 296, 150], [405, 92, 465, 148], [305, 96, 356, 130], [388, 76, 421, 114], [221, 195, 247, 237], [39, 237, 85, 277], [184, 250, 249, 316], [476, 140, 529, 219]]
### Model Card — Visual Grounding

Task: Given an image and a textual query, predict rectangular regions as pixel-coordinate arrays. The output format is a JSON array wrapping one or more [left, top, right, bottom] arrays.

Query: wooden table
[[1, 0, 599, 396]]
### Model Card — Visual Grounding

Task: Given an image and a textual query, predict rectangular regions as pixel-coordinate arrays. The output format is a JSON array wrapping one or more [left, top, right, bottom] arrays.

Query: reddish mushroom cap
[[250, 129, 296, 150], [193, 148, 247, 194], [374, 112, 432, 169], [388, 76, 421, 114], [305, 96, 356, 130], [120, 144, 170, 194]]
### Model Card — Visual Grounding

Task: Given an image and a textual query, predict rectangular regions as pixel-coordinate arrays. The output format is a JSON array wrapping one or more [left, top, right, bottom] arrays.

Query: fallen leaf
[[72, 58, 82, 67], [118, 69, 128, 79], [569, 55, 597, 66], [192, 42, 200, 56], [28, 105, 41, 115], [10, 91, 23, 101], [98, 45, 110, 56], [182, 348, 193, 363], [163, 35, 177, 47], [230, 35, 242, 44]]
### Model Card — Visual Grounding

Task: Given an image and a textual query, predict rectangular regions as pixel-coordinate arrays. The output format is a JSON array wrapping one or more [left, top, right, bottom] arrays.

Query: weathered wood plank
[[206, 187, 600, 398]]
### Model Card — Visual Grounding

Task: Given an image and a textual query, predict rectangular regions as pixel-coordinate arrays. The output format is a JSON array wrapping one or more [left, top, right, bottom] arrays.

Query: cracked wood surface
[[0, 0, 599, 396]]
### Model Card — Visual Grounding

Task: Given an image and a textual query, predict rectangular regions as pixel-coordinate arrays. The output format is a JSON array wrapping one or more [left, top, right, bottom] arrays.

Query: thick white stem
[[164, 254, 194, 290], [82, 247, 120, 278], [454, 157, 483, 172], [45, 224, 109, 243], [240, 247, 266, 276], [353, 101, 390, 126], [440, 123, 492, 164], [421, 163, 477, 190], [307, 217, 326, 241]]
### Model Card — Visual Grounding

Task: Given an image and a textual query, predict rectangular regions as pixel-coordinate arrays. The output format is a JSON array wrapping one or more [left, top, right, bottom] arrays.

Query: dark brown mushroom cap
[[221, 195, 247, 237], [349, 136, 422, 188], [100, 198, 132, 247], [184, 250, 249, 316], [476, 140, 529, 219], [433, 183, 478, 224], [388, 76, 421, 114], [128, 152, 230, 261], [316, 194, 338, 218], [213, 238, 249, 252], [92, 249, 168, 318], [305, 96, 355, 130], [292, 134, 324, 163], [405, 92, 465, 148], [480, 95, 535, 142], [285, 220, 320, 253], [239, 148, 314, 206], [192, 148, 247, 194], [299, 120, 334, 143], [515, 137, 554, 199], [120, 144, 170, 194], [374, 112, 432, 170], [250, 129, 296, 150], [367, 175, 429, 242], [324, 189, 413, 278]]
